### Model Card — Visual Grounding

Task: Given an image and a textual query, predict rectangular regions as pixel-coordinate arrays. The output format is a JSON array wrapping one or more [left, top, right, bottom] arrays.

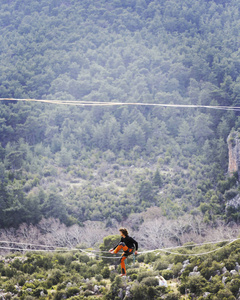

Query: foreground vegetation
[[1, 236, 240, 299]]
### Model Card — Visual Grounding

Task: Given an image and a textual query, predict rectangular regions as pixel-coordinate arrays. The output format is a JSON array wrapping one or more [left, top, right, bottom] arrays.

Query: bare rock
[[189, 271, 200, 277], [230, 269, 238, 276], [222, 267, 228, 274]]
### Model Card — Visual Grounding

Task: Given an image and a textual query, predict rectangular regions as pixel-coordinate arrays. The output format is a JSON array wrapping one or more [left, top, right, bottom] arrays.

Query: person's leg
[[119, 249, 133, 276], [114, 242, 128, 254], [120, 255, 127, 275]]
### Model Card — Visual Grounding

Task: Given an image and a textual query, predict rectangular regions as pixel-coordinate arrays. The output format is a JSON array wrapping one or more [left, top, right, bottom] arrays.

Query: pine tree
[[153, 169, 162, 188]]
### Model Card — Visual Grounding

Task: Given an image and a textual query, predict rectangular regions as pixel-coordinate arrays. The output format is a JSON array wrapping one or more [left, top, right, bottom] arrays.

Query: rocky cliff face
[[227, 131, 240, 177], [226, 131, 240, 209], [226, 194, 240, 210]]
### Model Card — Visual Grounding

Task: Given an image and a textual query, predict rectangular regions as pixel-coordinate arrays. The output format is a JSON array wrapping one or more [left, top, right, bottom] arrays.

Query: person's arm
[[112, 243, 119, 250], [110, 237, 122, 251], [130, 237, 138, 253]]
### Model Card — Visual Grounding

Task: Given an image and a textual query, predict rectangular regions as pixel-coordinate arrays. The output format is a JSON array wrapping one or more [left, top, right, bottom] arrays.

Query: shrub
[[57, 282, 67, 291], [70, 261, 82, 272], [110, 271, 117, 282], [130, 283, 150, 300], [154, 259, 169, 271], [224, 257, 236, 271], [48, 269, 64, 285], [165, 292, 182, 300], [181, 275, 207, 296], [95, 274, 103, 282], [141, 276, 159, 287], [131, 283, 164, 300], [227, 278, 240, 296], [66, 286, 80, 297], [5, 294, 13, 300], [18, 275, 27, 286], [136, 254, 145, 263], [53, 290, 66, 300], [11, 259, 22, 270], [173, 255, 188, 264], [4, 283, 17, 293], [101, 267, 110, 279], [212, 288, 235, 300], [143, 253, 156, 264], [22, 263, 36, 274], [160, 269, 173, 280], [78, 254, 90, 263], [53, 254, 66, 265], [224, 189, 238, 200], [5, 267, 17, 277], [32, 288, 48, 297], [172, 262, 182, 277], [207, 275, 224, 294], [129, 273, 138, 280], [23, 282, 36, 289], [137, 270, 158, 282]]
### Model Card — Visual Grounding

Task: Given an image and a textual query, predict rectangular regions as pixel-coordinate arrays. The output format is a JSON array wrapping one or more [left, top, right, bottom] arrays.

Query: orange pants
[[114, 243, 133, 275]]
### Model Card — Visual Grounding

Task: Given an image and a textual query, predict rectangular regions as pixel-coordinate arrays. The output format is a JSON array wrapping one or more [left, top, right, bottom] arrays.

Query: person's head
[[119, 228, 128, 237]]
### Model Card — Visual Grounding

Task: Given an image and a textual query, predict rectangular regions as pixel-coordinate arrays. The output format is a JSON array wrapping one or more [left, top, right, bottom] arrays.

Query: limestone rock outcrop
[[226, 194, 240, 210], [227, 131, 240, 177]]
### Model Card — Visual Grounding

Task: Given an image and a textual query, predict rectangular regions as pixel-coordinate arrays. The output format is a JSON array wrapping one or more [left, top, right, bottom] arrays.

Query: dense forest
[[2, 0, 240, 299], [1, 0, 240, 241]]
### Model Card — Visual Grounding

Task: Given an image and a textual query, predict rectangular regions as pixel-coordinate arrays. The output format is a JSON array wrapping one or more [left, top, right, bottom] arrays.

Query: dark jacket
[[113, 235, 138, 251]]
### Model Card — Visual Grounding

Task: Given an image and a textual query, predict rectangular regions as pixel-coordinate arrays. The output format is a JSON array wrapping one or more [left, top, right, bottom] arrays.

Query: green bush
[[141, 276, 159, 287], [207, 275, 224, 294], [172, 262, 182, 277], [53, 254, 66, 265], [70, 261, 82, 272], [53, 290, 66, 300], [226, 278, 240, 296], [110, 271, 117, 282], [78, 254, 90, 263], [18, 275, 27, 286], [131, 283, 165, 300], [95, 274, 103, 282], [224, 257, 236, 271], [129, 273, 138, 280], [32, 288, 48, 297], [57, 282, 67, 291], [179, 275, 207, 296], [154, 259, 169, 271], [23, 282, 36, 289], [136, 254, 145, 263], [4, 283, 17, 293], [4, 267, 17, 278], [66, 286, 80, 297], [137, 270, 158, 282], [224, 189, 238, 200], [160, 269, 173, 280], [143, 253, 156, 264], [48, 269, 64, 285], [101, 267, 110, 279], [165, 292, 182, 300], [22, 263, 36, 274], [212, 288, 235, 300], [11, 259, 22, 270], [130, 283, 151, 300]]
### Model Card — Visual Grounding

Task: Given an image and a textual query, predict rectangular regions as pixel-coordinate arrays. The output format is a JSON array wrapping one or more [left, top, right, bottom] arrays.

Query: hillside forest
[[1, 0, 240, 251], [2, 0, 240, 299]]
